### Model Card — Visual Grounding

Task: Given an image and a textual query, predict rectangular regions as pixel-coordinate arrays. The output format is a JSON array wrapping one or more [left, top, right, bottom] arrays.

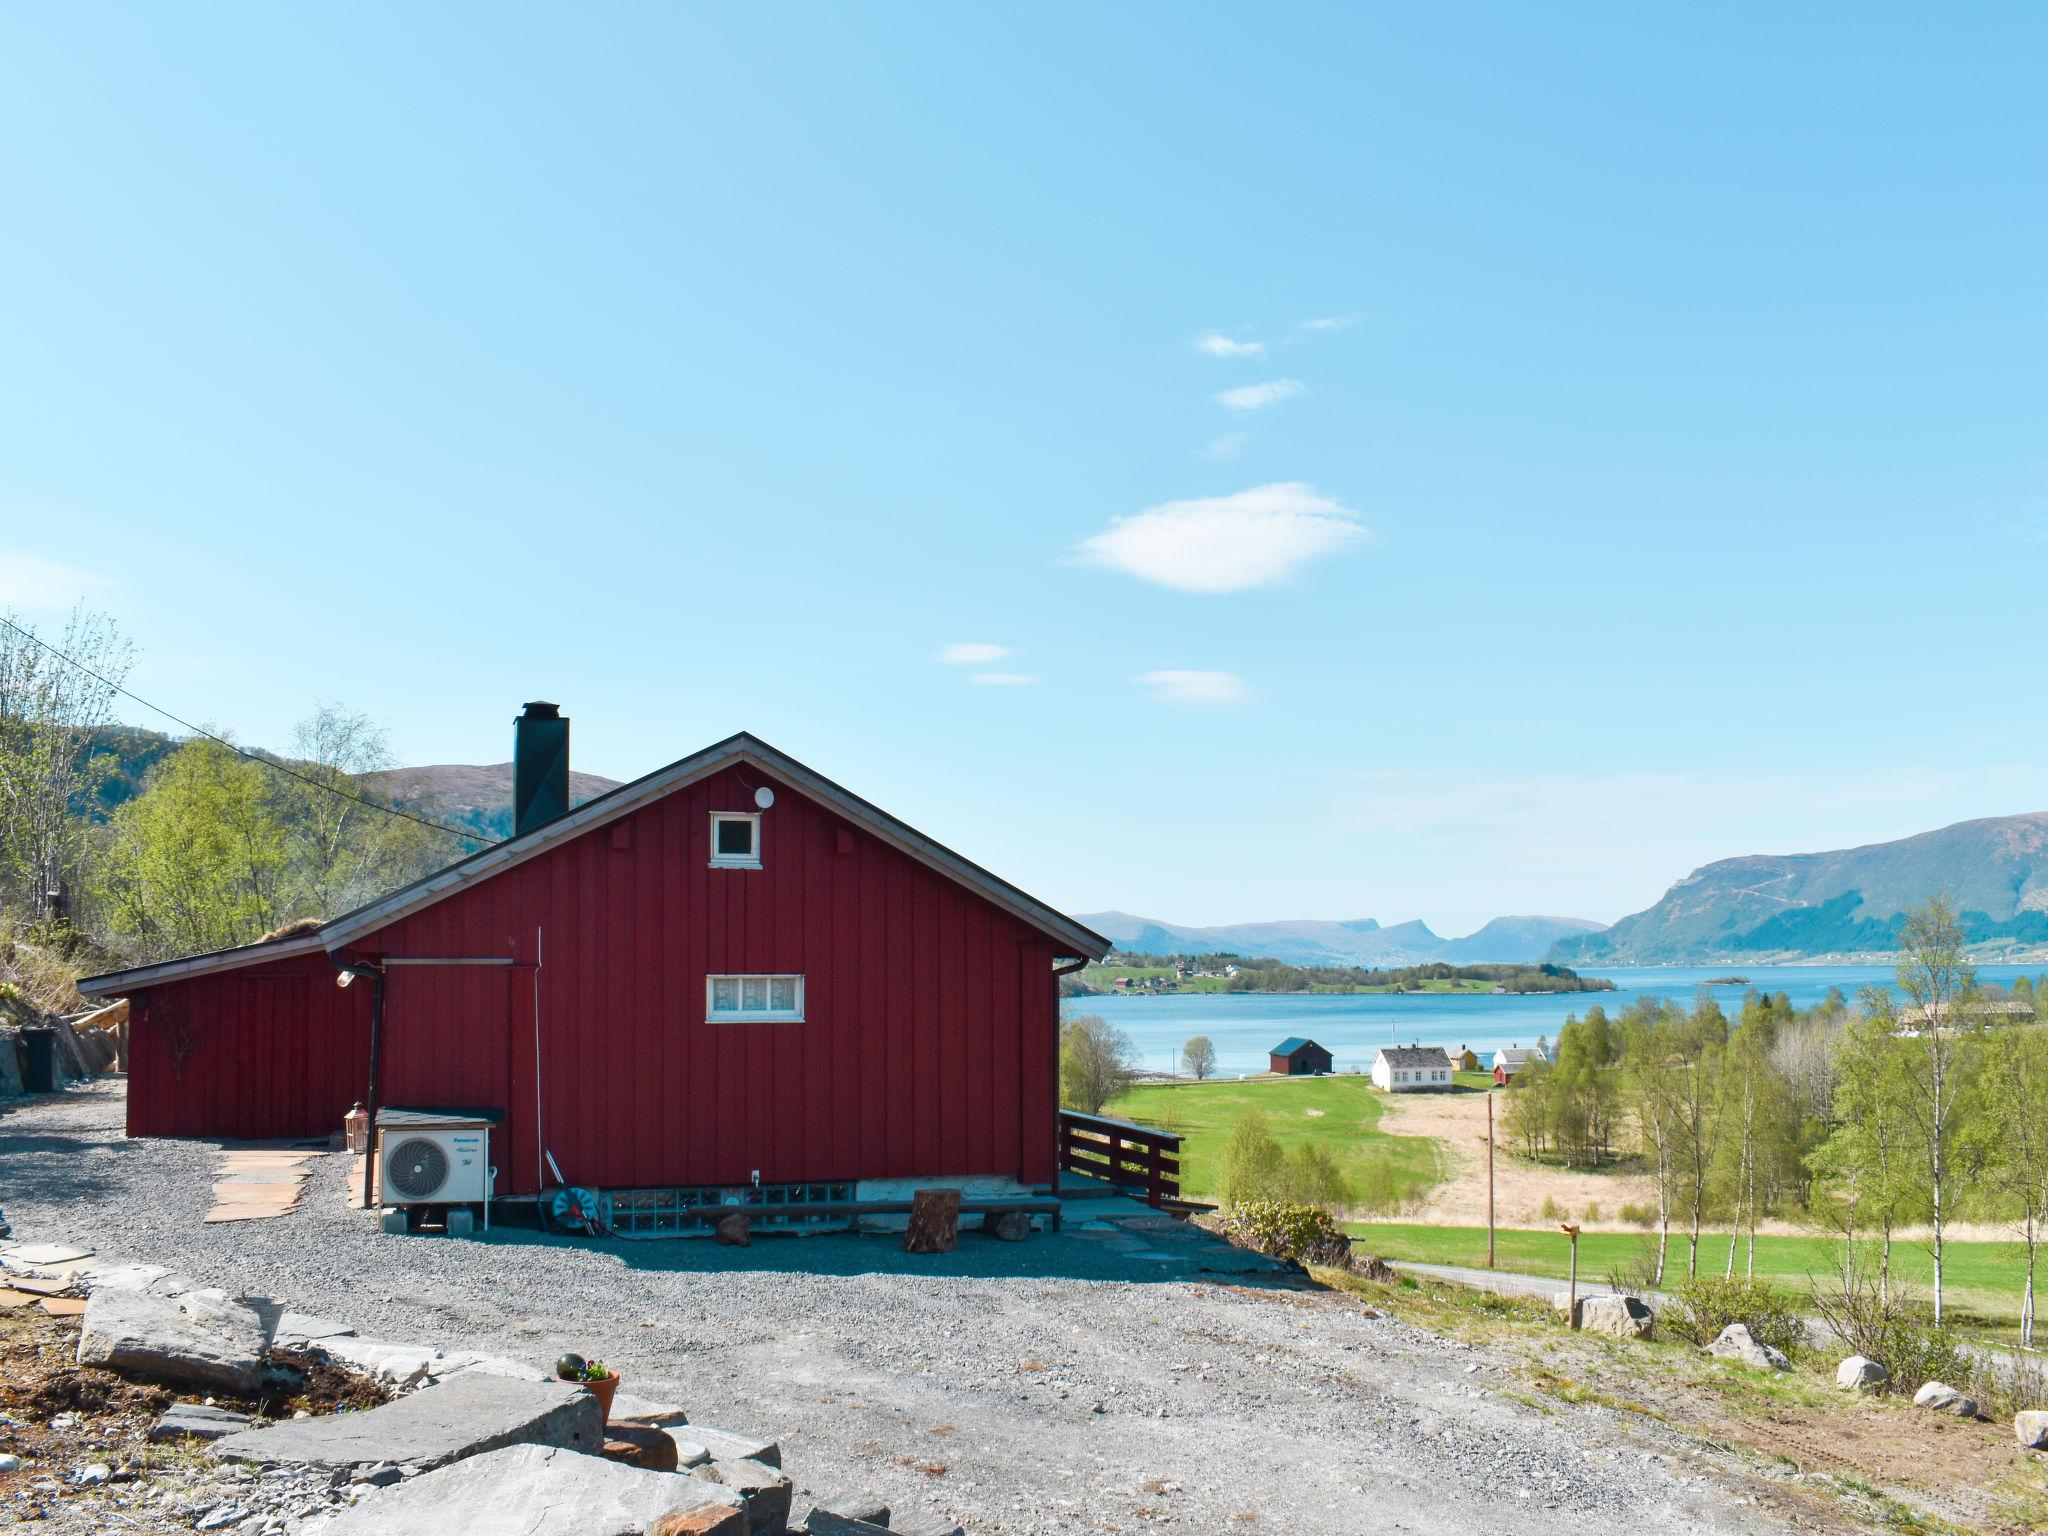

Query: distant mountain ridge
[[364, 762, 624, 841], [1549, 812, 2048, 965], [1074, 911, 1607, 967]]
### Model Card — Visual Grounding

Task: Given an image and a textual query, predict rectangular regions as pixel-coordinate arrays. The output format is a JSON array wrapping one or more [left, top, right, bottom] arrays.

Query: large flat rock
[[77, 1286, 272, 1395], [215, 1371, 604, 1471], [290, 1444, 746, 1536]]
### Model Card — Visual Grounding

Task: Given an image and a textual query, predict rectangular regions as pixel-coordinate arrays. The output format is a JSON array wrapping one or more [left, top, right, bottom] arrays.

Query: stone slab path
[[205, 1148, 318, 1223]]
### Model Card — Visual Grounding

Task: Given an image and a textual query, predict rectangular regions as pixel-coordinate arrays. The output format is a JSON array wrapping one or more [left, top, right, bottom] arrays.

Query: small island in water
[[1703, 975, 1750, 986], [1062, 952, 1616, 999]]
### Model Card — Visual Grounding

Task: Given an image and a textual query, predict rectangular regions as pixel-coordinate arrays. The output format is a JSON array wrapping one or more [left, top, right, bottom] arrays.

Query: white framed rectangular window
[[709, 812, 761, 868], [706, 973, 803, 1022]]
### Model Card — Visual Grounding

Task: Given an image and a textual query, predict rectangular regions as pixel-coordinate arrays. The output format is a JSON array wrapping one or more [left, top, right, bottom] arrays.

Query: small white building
[[1372, 1044, 1453, 1092]]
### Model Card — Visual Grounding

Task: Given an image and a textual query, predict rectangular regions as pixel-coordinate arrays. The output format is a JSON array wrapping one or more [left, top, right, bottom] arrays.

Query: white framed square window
[[706, 973, 803, 1023], [709, 812, 761, 869]]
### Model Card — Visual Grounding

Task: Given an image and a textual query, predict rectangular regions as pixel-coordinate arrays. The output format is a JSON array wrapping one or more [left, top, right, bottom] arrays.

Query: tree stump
[[715, 1211, 752, 1246], [981, 1209, 1032, 1243], [902, 1188, 961, 1254]]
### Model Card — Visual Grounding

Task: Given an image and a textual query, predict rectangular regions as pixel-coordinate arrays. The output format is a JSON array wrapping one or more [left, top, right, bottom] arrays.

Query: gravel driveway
[[2, 1084, 1817, 1536]]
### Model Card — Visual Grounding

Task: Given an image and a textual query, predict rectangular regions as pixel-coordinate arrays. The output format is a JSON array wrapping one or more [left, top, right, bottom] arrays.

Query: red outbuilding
[[78, 708, 1110, 1209]]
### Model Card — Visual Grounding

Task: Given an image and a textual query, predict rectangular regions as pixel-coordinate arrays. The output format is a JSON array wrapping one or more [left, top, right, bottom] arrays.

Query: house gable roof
[[1376, 1045, 1451, 1069], [1271, 1037, 1325, 1058], [80, 732, 1108, 999], [77, 930, 328, 999]]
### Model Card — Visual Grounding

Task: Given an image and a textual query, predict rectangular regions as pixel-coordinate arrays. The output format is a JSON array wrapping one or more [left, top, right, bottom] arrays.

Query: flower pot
[[581, 1371, 620, 1420]]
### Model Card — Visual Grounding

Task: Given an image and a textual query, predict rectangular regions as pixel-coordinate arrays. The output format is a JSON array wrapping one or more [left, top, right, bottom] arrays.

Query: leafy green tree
[[96, 738, 292, 957], [278, 703, 444, 918], [1181, 1035, 1217, 1081], [1819, 1002, 1917, 1301], [1217, 1110, 1286, 1208], [1992, 1026, 2048, 1345], [1883, 896, 1989, 1325], [1283, 1141, 1354, 1208], [1059, 1014, 1134, 1115], [1711, 1018, 1798, 1278], [0, 605, 133, 919]]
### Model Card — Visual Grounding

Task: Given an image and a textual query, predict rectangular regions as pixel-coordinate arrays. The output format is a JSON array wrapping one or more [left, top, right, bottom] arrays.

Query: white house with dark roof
[[1372, 1044, 1452, 1092]]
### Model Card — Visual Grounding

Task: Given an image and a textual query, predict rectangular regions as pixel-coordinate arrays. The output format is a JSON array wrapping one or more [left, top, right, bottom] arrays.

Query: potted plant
[[555, 1352, 620, 1418]]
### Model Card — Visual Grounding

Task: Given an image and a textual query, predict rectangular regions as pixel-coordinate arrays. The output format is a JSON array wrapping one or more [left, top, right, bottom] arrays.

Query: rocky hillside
[[360, 763, 624, 841], [1073, 911, 1605, 967], [1549, 812, 2048, 964]]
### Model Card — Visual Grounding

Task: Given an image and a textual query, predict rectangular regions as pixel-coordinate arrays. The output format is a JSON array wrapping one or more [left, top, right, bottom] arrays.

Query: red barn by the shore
[[79, 714, 1109, 1201]]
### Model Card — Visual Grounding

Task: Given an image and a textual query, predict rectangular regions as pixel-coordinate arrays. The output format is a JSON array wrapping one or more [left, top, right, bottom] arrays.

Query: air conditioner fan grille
[[386, 1137, 450, 1200]]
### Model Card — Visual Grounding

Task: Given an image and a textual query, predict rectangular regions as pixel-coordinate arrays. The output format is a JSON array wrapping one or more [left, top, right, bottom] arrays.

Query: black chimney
[[513, 702, 570, 836]]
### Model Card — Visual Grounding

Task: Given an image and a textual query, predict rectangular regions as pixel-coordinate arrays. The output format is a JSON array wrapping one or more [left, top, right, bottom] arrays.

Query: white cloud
[[1196, 332, 1265, 358], [1137, 670, 1250, 707], [1299, 315, 1358, 332], [0, 550, 115, 611], [1203, 432, 1247, 461], [936, 642, 1013, 665], [1074, 481, 1367, 593], [1216, 379, 1304, 412], [969, 671, 1038, 686]]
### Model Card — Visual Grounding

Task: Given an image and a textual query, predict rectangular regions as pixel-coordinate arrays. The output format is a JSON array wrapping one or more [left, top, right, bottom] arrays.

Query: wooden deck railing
[[1058, 1110, 1182, 1208]]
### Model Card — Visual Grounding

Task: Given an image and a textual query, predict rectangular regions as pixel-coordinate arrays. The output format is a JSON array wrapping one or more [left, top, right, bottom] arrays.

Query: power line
[[0, 614, 496, 849]]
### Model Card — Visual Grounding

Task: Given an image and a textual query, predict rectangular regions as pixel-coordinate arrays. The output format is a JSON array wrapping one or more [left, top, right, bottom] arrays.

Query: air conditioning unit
[[374, 1108, 500, 1233]]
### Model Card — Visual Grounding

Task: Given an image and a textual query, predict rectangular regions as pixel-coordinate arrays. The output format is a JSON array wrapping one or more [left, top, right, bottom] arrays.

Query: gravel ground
[[1, 1083, 1826, 1536]]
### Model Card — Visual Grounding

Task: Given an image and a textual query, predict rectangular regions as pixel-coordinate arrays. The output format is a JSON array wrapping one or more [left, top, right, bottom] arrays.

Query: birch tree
[[0, 605, 134, 916], [1994, 1026, 2048, 1346], [1884, 896, 1986, 1326]]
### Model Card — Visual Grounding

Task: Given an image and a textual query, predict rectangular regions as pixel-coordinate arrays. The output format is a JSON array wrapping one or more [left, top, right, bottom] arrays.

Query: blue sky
[[3, 6, 2045, 933]]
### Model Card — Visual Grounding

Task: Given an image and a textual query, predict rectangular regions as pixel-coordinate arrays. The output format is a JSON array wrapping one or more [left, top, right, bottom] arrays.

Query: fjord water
[[1073, 964, 2048, 1077]]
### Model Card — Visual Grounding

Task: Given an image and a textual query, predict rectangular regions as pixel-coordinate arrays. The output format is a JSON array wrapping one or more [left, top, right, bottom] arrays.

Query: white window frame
[[705, 973, 804, 1023], [709, 812, 762, 869]]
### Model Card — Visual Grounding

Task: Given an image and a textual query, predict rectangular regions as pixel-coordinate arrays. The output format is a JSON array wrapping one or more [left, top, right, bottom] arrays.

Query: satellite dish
[[754, 786, 775, 809]]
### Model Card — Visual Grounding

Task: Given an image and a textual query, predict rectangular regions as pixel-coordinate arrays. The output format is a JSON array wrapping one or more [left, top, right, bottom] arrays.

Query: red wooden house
[[78, 707, 1109, 1206]]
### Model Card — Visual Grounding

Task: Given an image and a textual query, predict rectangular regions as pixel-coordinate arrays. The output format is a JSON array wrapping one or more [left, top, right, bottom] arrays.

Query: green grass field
[[1106, 1074, 1445, 1205], [1347, 1220, 2037, 1336]]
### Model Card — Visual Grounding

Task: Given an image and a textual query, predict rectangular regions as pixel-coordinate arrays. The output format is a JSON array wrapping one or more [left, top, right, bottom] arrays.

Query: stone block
[[611, 1391, 690, 1427], [1577, 1294, 1654, 1339], [604, 1424, 681, 1472], [688, 1425, 780, 1468], [76, 1287, 273, 1395], [1914, 1380, 1977, 1416], [272, 1312, 355, 1349], [213, 1370, 602, 1471], [2017, 1410, 2048, 1449], [1704, 1323, 1788, 1372], [803, 1493, 890, 1533], [692, 1457, 793, 1535], [315, 1334, 446, 1389], [149, 1403, 256, 1442], [650, 1506, 751, 1536], [1835, 1355, 1887, 1392], [981, 1210, 1031, 1242], [297, 1443, 745, 1536]]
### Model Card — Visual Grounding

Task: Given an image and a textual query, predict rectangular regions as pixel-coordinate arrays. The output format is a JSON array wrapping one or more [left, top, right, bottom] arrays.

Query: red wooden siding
[[124, 762, 1064, 1202], [127, 951, 368, 1140]]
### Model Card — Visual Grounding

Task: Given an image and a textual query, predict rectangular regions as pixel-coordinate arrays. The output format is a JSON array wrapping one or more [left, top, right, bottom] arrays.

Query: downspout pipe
[[339, 962, 387, 1212]]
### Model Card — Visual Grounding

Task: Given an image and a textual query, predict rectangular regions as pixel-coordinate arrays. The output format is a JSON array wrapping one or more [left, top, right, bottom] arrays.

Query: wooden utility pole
[[1560, 1222, 1581, 1328], [1487, 1089, 1497, 1270]]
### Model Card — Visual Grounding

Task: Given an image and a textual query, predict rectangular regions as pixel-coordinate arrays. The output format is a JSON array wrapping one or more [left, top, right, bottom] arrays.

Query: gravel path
[[1, 1084, 1821, 1535]]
